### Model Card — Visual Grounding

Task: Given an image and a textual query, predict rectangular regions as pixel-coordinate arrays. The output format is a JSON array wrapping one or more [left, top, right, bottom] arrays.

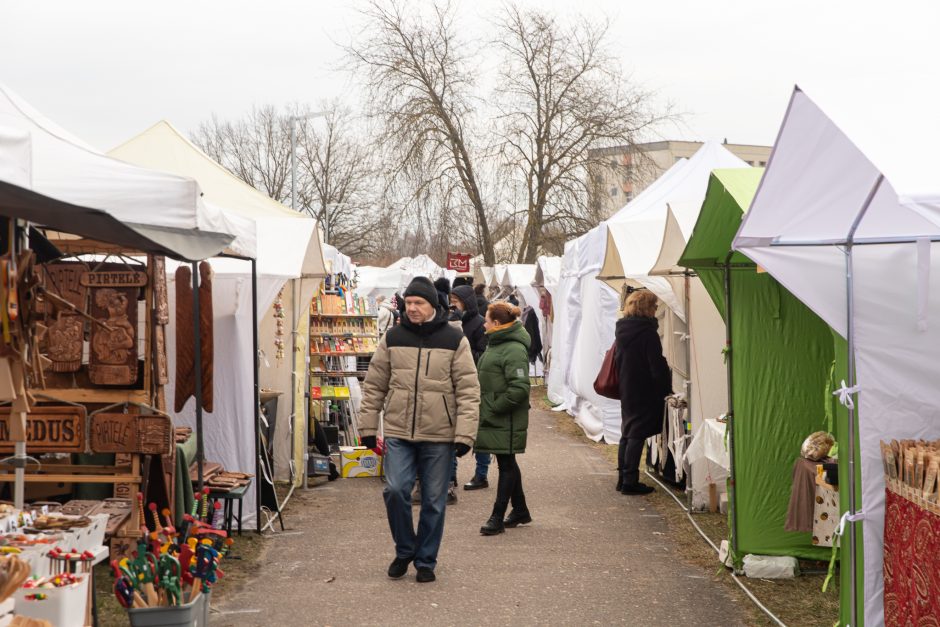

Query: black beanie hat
[[403, 276, 439, 307], [433, 277, 451, 294]]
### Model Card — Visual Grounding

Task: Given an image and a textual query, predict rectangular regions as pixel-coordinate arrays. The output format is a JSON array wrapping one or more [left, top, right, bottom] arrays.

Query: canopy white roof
[[0, 83, 234, 260], [733, 86, 940, 625], [499, 264, 537, 289], [109, 121, 324, 278]]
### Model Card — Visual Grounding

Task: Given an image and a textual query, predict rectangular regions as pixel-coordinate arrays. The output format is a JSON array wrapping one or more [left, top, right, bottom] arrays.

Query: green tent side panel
[[730, 269, 834, 560]]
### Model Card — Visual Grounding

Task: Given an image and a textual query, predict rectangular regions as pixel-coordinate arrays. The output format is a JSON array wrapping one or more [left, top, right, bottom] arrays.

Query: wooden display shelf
[[309, 396, 352, 401], [310, 313, 377, 318], [309, 333, 376, 338], [37, 388, 151, 405], [0, 473, 141, 484]]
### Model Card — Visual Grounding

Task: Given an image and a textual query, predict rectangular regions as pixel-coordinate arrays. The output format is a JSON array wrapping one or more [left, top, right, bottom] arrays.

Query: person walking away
[[614, 289, 672, 495], [359, 277, 480, 582], [474, 302, 532, 535], [473, 283, 489, 316], [376, 294, 396, 337], [450, 285, 491, 490]]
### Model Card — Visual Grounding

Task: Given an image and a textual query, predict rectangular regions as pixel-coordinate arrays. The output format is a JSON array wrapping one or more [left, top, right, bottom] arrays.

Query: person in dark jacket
[[434, 277, 453, 313], [473, 284, 489, 316], [451, 285, 492, 490], [475, 302, 532, 535], [614, 289, 672, 495]]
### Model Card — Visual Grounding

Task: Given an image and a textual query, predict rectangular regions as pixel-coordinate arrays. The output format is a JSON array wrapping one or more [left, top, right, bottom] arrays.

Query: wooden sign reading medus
[[90, 413, 172, 455], [0, 407, 85, 453]]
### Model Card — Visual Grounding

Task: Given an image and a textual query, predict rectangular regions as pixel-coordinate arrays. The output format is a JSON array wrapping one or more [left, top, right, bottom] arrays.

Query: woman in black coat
[[614, 289, 672, 495]]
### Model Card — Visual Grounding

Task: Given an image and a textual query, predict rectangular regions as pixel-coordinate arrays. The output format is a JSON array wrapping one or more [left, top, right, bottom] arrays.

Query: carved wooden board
[[155, 324, 168, 385], [80, 270, 148, 288], [152, 256, 169, 325], [90, 412, 172, 454], [0, 406, 85, 453], [88, 286, 138, 386], [198, 261, 213, 412], [41, 263, 89, 372], [174, 265, 194, 412]]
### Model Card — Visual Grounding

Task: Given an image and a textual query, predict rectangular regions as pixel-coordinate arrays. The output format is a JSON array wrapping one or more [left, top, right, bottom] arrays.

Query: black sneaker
[[446, 484, 458, 504], [415, 567, 436, 583], [620, 482, 655, 495], [463, 475, 489, 490], [503, 510, 532, 528], [387, 556, 412, 579], [480, 515, 505, 536]]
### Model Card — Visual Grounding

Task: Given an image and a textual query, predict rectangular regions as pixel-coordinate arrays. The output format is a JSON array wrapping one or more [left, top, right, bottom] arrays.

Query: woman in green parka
[[475, 301, 532, 536]]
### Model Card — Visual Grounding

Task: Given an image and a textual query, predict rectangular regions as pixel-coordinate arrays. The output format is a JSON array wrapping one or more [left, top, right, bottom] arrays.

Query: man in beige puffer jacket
[[359, 276, 480, 583]]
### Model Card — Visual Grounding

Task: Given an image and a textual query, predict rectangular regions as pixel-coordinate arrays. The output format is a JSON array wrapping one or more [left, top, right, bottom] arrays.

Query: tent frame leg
[[723, 254, 741, 572]]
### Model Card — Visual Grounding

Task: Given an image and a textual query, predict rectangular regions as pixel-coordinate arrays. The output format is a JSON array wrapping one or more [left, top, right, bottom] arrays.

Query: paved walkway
[[214, 406, 750, 626]]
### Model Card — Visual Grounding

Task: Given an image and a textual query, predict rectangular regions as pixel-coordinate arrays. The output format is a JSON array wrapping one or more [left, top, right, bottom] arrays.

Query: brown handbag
[[593, 341, 620, 399]]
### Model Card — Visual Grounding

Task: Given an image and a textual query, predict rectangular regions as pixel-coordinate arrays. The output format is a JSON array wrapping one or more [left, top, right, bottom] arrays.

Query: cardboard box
[[340, 447, 383, 477]]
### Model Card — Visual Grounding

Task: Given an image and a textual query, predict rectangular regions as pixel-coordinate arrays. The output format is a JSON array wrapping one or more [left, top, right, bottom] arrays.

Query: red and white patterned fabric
[[883, 489, 940, 626]]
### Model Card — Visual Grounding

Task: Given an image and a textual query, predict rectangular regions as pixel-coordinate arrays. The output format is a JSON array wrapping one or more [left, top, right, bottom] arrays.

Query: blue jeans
[[383, 438, 453, 571], [474, 452, 491, 479]]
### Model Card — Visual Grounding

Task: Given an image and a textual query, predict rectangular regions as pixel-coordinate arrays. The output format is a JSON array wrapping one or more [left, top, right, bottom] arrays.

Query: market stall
[[680, 168, 843, 564], [109, 120, 326, 530], [733, 86, 940, 626]]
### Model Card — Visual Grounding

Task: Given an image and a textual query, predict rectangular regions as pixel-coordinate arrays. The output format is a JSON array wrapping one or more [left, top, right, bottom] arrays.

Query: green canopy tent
[[679, 169, 856, 619]]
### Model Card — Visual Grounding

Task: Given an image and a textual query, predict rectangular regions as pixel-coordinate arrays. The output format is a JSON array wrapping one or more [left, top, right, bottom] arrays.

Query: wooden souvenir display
[[0, 406, 85, 453], [153, 256, 169, 325], [174, 265, 195, 412], [198, 261, 213, 412], [90, 412, 172, 455], [40, 263, 89, 373], [113, 453, 136, 502], [152, 256, 169, 385], [79, 270, 147, 288], [88, 285, 138, 386], [96, 498, 133, 536]]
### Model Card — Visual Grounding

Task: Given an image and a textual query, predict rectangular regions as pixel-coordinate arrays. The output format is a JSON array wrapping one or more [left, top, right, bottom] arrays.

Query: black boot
[[480, 514, 505, 535], [621, 482, 654, 495], [616, 471, 623, 492], [504, 510, 532, 527], [464, 475, 489, 490]]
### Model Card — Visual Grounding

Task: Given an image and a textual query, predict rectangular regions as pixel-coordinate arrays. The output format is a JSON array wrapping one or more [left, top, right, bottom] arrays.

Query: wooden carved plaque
[[89, 412, 138, 453], [47, 313, 84, 372], [174, 265, 195, 412], [152, 256, 169, 325], [198, 261, 213, 413], [41, 263, 89, 372], [138, 414, 172, 455], [80, 270, 148, 288], [88, 286, 138, 386], [0, 406, 85, 453], [90, 412, 172, 455], [155, 324, 168, 385]]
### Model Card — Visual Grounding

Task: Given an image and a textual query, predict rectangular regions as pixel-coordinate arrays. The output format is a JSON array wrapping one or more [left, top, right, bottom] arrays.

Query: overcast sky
[[0, 0, 937, 152]]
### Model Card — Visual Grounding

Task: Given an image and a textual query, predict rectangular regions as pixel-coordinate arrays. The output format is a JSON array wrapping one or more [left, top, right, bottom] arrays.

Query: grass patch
[[541, 393, 842, 627]]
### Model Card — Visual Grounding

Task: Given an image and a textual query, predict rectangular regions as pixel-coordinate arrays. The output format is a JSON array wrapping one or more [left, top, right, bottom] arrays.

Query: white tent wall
[[733, 87, 940, 625], [0, 126, 30, 187], [260, 286, 292, 482], [546, 242, 579, 407], [355, 265, 402, 300], [165, 264, 287, 526]]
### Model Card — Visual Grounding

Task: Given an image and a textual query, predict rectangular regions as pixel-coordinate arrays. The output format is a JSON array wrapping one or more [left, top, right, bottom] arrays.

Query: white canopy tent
[[0, 83, 235, 260], [354, 265, 403, 300], [473, 265, 495, 288], [550, 143, 745, 444], [500, 264, 543, 375], [597, 143, 746, 504], [734, 86, 940, 627], [109, 120, 325, 527]]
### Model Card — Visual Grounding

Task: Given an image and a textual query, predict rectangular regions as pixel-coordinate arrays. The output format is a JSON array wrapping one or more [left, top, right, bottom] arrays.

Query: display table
[[685, 418, 731, 481], [208, 484, 249, 536]]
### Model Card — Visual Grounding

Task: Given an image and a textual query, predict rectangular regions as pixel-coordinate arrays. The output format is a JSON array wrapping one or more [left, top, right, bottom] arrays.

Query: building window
[[759, 161, 767, 167], [625, 191, 635, 202], [609, 187, 618, 197]]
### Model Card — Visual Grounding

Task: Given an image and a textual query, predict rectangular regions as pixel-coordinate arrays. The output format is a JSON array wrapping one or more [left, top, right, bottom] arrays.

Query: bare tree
[[192, 103, 382, 259], [347, 1, 498, 265], [494, 6, 671, 263]]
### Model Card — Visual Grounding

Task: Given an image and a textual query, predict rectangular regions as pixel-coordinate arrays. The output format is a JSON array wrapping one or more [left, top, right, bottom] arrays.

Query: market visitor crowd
[[361, 275, 668, 583]]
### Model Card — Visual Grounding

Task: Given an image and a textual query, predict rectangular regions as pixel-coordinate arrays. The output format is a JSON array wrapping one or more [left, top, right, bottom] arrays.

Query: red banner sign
[[446, 252, 471, 273]]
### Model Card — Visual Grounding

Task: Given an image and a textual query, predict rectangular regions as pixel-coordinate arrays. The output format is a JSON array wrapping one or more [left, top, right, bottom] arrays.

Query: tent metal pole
[[842, 173, 883, 627], [723, 253, 740, 570], [684, 271, 694, 513], [252, 258, 262, 534], [192, 262, 204, 493]]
